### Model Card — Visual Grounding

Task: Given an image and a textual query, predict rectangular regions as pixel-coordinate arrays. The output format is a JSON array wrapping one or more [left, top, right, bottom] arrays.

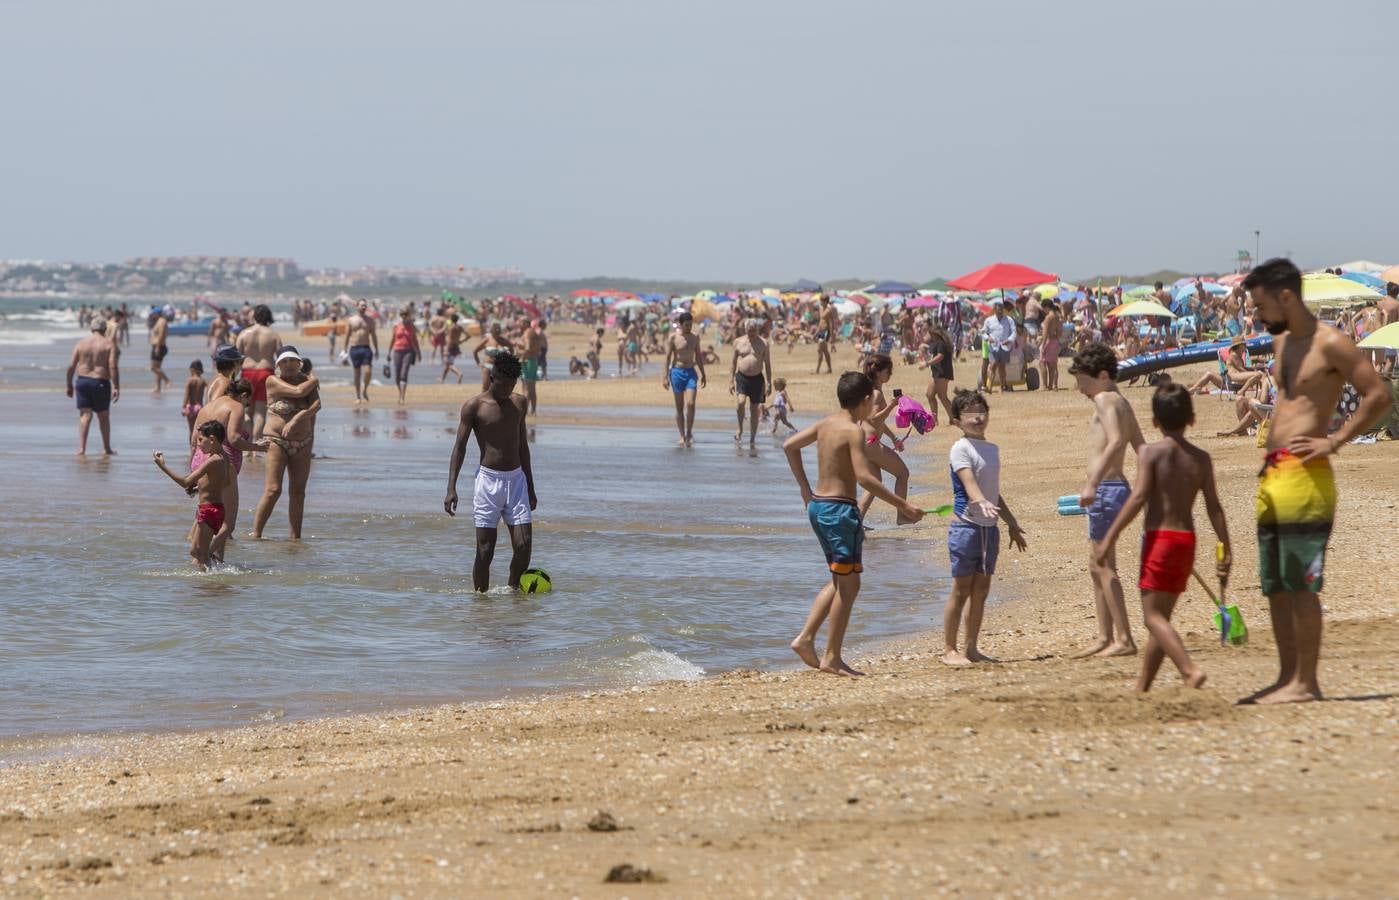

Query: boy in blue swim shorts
[[1070, 342, 1146, 658], [784, 371, 923, 675], [944, 389, 1027, 666]]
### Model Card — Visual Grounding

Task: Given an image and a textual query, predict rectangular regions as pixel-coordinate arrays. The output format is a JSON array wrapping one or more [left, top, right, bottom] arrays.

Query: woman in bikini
[[191, 378, 266, 560], [250, 348, 320, 540], [856, 354, 913, 524]]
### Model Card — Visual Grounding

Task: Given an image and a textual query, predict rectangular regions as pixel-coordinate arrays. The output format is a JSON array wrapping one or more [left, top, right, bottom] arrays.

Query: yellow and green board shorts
[[1256, 449, 1335, 595]]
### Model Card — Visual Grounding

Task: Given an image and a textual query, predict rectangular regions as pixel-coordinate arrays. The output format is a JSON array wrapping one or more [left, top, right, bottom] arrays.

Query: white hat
[[275, 348, 303, 365]]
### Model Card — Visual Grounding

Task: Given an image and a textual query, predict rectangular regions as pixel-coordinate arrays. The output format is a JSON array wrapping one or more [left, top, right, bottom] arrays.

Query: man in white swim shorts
[[444, 351, 537, 590]]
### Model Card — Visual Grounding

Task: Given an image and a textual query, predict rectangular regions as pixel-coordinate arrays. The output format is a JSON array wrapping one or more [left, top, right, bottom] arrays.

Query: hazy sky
[[3, 0, 1395, 281]]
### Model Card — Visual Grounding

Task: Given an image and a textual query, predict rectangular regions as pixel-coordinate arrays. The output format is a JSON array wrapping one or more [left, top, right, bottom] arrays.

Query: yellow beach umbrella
[[1358, 322, 1399, 351], [1301, 273, 1381, 309], [1107, 300, 1176, 318], [1033, 283, 1058, 299], [689, 298, 719, 321]]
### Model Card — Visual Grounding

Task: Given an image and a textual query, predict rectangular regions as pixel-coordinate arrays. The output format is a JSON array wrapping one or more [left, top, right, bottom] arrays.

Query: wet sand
[[4, 329, 1397, 896]]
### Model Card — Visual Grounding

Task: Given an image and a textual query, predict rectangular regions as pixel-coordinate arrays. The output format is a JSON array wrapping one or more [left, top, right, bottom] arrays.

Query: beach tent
[[1301, 273, 1382, 308], [783, 278, 823, 293], [947, 262, 1058, 292], [871, 280, 917, 294]]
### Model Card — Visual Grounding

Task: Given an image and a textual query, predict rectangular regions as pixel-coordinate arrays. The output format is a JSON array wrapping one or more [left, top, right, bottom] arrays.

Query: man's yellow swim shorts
[[1256, 448, 1335, 595]]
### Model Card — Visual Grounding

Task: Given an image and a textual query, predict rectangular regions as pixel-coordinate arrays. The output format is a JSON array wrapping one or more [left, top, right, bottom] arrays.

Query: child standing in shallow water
[[1094, 383, 1232, 691], [154, 420, 234, 571], [182, 361, 207, 440], [769, 378, 796, 434], [943, 389, 1027, 666]]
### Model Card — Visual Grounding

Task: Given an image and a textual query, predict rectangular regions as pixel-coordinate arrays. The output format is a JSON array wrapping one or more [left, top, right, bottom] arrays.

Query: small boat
[[301, 319, 348, 337], [1116, 334, 1273, 382]]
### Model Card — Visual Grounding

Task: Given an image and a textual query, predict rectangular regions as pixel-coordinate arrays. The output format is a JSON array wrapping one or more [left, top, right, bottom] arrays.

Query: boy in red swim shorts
[[153, 420, 234, 571], [1095, 383, 1232, 692]]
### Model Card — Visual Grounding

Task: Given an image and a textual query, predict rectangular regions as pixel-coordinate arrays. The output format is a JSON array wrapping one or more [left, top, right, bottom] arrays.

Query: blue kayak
[[1116, 334, 1273, 382], [165, 317, 241, 337]]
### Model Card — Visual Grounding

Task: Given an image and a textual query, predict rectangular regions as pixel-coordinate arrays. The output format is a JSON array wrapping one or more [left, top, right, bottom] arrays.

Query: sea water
[[0, 373, 953, 739]]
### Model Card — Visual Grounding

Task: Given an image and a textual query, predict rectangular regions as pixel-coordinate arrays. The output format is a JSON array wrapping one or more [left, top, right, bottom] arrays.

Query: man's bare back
[[237, 324, 280, 369], [72, 333, 117, 380]]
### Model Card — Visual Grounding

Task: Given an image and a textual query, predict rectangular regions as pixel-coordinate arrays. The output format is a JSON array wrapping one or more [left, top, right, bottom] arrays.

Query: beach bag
[[1025, 367, 1041, 391]]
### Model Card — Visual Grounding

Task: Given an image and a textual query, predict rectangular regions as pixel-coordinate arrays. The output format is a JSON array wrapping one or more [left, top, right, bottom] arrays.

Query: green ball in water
[[518, 568, 552, 594]]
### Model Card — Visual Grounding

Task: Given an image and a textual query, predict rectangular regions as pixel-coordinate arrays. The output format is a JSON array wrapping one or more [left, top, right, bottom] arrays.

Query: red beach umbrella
[[509, 296, 542, 317], [947, 262, 1059, 293], [572, 289, 597, 297]]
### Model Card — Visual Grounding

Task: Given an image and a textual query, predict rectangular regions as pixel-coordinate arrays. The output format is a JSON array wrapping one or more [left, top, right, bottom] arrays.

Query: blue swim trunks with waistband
[[1088, 479, 1131, 542], [669, 366, 698, 393], [808, 495, 863, 575]]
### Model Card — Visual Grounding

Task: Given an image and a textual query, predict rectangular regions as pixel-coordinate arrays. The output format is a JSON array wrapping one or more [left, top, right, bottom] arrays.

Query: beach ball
[[518, 568, 552, 594]]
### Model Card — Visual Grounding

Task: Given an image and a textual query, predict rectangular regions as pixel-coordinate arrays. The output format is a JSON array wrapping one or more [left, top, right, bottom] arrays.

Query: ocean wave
[[6, 310, 77, 323], [0, 330, 67, 347], [616, 647, 705, 682]]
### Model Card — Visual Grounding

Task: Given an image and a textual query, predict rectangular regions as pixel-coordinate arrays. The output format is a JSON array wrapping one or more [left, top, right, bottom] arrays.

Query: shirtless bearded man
[[1243, 258, 1389, 704]]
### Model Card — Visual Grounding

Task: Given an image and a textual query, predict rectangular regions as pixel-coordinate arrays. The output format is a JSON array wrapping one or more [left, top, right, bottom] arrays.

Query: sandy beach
[[3, 330, 1397, 897]]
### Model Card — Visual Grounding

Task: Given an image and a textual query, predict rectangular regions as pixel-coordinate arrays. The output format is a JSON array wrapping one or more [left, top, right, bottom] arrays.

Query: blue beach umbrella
[[1172, 281, 1229, 308], [1339, 271, 1385, 290], [871, 280, 917, 294]]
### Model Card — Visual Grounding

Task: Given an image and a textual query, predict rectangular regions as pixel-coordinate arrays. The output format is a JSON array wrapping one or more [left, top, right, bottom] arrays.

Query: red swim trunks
[[195, 502, 226, 535], [1139, 529, 1196, 594], [241, 366, 274, 404]]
